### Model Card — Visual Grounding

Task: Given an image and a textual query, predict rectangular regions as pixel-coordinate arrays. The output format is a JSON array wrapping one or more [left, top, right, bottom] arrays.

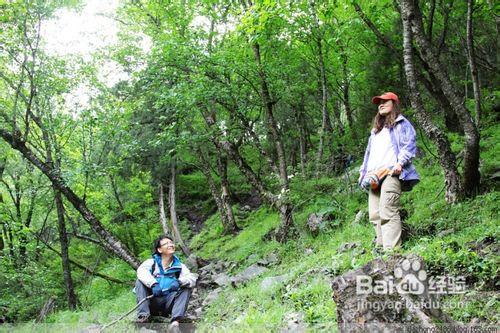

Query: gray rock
[[197, 274, 216, 288], [260, 274, 289, 291], [258, 252, 280, 266], [247, 253, 259, 262], [353, 210, 366, 224], [468, 317, 480, 327], [437, 228, 455, 237], [231, 264, 268, 286], [199, 262, 214, 273], [241, 205, 252, 211], [213, 261, 225, 271], [202, 288, 222, 306], [187, 254, 199, 270], [280, 312, 306, 333], [337, 242, 361, 253], [306, 213, 322, 237], [213, 272, 231, 287], [332, 254, 456, 331], [195, 307, 203, 317], [304, 248, 314, 255]]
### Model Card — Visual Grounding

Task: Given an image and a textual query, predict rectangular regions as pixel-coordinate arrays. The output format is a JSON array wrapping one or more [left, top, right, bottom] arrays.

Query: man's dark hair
[[153, 235, 174, 254]]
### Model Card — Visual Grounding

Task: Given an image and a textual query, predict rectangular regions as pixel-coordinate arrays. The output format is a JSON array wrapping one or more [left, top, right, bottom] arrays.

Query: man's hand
[[391, 163, 402, 175], [179, 281, 191, 288], [151, 283, 163, 297]]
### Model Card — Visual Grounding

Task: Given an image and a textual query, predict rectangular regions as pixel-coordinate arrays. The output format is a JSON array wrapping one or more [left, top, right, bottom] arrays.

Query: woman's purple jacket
[[359, 115, 420, 191]]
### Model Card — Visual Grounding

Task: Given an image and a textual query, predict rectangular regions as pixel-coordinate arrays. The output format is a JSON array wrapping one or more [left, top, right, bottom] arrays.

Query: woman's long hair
[[372, 102, 401, 133]]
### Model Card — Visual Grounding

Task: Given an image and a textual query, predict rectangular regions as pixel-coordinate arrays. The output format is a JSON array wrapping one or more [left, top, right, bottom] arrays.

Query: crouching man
[[135, 235, 197, 328]]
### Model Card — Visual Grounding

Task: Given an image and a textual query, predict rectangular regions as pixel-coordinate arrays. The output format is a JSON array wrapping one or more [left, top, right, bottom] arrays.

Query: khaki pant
[[368, 175, 402, 249]]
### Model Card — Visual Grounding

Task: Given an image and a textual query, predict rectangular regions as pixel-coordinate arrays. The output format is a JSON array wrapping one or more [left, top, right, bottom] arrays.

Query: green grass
[[191, 155, 498, 330]]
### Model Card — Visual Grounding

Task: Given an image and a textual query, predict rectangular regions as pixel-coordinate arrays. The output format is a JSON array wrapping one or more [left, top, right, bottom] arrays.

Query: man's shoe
[[173, 316, 194, 323], [167, 320, 181, 333], [136, 313, 150, 323]]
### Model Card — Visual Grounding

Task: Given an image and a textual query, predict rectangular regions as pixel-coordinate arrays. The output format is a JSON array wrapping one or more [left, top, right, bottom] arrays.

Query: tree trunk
[[194, 145, 231, 230], [353, 1, 462, 133], [168, 158, 190, 256], [313, 14, 332, 176], [294, 99, 308, 176], [405, 0, 481, 197], [400, 0, 462, 203], [252, 43, 290, 189], [0, 223, 3, 254], [0, 129, 141, 268], [158, 182, 171, 235], [437, 1, 453, 56], [19, 175, 36, 259], [36, 296, 56, 322], [466, 0, 482, 127], [204, 167, 230, 228], [54, 188, 78, 310], [0, 157, 4, 205], [252, 42, 295, 241], [14, 183, 26, 258], [339, 45, 354, 137], [217, 155, 239, 234], [109, 174, 138, 254], [2, 222, 14, 258], [221, 140, 277, 203]]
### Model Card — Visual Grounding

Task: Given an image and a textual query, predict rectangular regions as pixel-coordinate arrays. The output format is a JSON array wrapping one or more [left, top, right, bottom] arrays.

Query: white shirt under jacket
[[366, 127, 397, 172]]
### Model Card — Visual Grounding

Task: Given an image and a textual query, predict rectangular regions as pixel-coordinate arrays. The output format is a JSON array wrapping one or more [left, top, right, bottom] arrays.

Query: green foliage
[[444, 293, 500, 323], [191, 206, 281, 266], [0, 258, 62, 322], [45, 288, 135, 325], [0, 0, 498, 329]]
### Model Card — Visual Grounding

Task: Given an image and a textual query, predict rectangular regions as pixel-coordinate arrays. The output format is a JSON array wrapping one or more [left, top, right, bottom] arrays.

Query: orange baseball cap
[[372, 92, 400, 104]]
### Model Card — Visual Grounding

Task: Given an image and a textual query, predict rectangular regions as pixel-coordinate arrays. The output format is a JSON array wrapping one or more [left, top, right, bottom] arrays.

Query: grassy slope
[[190, 122, 499, 331], [29, 124, 499, 332]]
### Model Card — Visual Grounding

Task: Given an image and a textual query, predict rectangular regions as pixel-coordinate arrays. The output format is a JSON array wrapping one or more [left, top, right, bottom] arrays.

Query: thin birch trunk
[[313, 15, 332, 176], [158, 182, 171, 235], [168, 158, 190, 256], [295, 98, 308, 175]]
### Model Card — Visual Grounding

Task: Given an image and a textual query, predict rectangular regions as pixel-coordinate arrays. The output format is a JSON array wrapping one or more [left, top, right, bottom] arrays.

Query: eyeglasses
[[160, 242, 175, 247]]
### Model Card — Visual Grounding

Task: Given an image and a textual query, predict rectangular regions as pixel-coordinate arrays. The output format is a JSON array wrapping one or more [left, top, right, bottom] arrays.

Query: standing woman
[[359, 92, 419, 250]]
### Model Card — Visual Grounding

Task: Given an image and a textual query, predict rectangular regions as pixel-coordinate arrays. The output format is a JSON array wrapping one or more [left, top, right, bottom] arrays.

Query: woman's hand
[[392, 163, 402, 175]]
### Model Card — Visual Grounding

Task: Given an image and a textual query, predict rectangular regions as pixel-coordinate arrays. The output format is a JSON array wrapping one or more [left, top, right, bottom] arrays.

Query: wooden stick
[[99, 295, 154, 332]]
